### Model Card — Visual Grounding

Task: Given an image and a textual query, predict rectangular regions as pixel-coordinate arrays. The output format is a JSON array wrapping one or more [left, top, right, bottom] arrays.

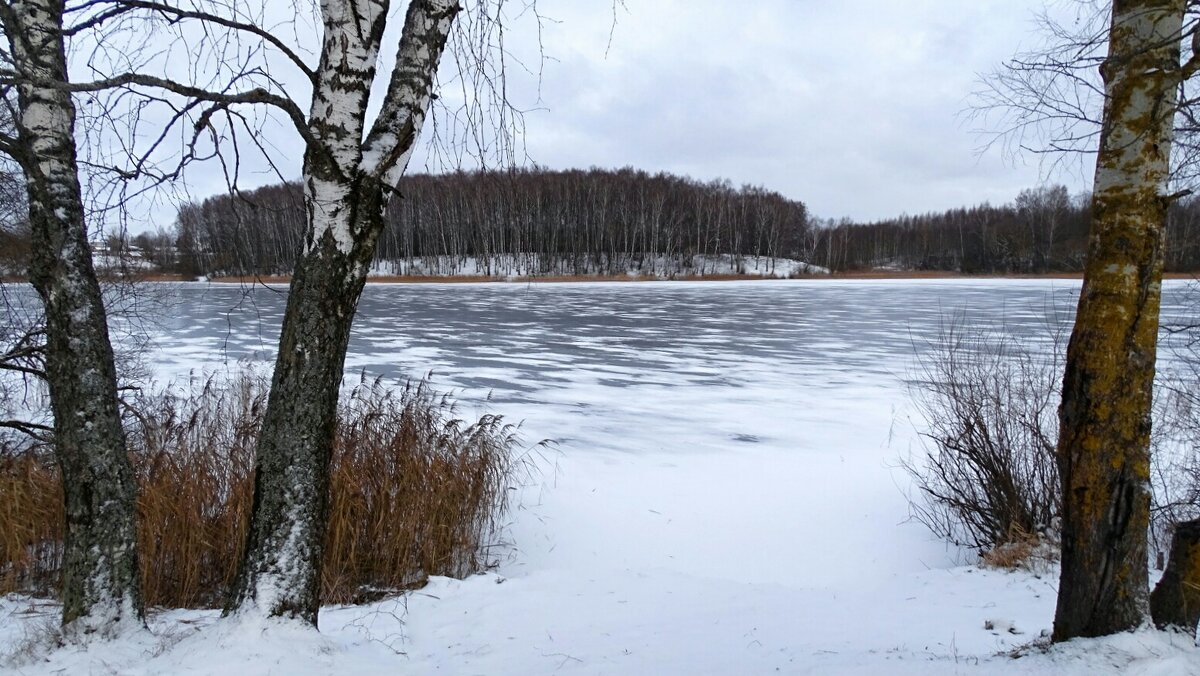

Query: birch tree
[[971, 0, 1200, 640], [0, 0, 535, 628], [222, 0, 461, 623], [1016, 184, 1069, 270], [0, 0, 314, 634], [0, 0, 143, 633], [4, 0, 517, 624], [1051, 0, 1189, 640]]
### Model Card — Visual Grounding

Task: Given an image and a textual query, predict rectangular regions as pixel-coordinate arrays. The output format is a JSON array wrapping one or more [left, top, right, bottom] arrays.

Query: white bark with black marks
[[3, 0, 143, 634], [227, 0, 459, 624]]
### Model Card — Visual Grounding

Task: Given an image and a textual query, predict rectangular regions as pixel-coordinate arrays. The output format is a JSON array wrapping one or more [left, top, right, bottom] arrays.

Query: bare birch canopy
[[973, 0, 1200, 189], [0, 0, 536, 628]]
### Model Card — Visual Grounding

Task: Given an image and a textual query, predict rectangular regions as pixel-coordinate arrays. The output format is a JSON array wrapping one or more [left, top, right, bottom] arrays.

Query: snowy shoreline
[[3, 279, 1198, 675]]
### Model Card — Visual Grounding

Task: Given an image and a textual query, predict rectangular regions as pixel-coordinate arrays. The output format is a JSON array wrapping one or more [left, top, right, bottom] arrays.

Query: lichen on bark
[[1052, 0, 1184, 641]]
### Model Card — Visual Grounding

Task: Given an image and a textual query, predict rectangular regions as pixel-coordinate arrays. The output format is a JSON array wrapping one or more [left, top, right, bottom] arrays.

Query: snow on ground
[[2, 279, 1198, 674], [368, 253, 829, 278]]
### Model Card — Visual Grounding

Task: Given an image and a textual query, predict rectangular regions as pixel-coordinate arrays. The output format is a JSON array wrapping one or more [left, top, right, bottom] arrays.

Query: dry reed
[[0, 371, 524, 608], [0, 446, 60, 597]]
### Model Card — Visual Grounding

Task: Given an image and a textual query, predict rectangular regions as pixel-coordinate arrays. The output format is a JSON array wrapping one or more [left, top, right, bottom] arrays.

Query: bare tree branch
[[63, 0, 316, 84]]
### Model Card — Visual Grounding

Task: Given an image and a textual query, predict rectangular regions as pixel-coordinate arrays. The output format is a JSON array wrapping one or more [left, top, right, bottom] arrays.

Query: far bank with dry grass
[[205, 272, 814, 285]]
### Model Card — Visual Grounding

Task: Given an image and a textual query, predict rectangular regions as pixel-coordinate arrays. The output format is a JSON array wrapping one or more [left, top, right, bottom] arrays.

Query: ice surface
[[3, 279, 1198, 674]]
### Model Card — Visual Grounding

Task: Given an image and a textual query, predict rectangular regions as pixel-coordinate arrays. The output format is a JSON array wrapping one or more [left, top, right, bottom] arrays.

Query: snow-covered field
[[3, 279, 1199, 674]]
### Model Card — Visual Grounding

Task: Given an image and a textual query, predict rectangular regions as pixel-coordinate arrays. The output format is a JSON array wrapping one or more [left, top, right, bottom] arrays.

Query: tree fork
[[226, 0, 457, 624]]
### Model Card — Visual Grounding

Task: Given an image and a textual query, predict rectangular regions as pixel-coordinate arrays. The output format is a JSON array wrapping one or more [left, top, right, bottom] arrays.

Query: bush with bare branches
[[905, 313, 1200, 567], [903, 319, 1063, 556]]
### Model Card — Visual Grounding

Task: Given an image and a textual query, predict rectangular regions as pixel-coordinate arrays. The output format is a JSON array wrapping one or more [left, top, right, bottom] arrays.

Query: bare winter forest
[[22, 175, 1200, 279]]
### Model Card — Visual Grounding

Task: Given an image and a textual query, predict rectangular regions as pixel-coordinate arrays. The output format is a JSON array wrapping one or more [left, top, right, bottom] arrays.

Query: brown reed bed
[[0, 371, 527, 608], [0, 446, 61, 597]]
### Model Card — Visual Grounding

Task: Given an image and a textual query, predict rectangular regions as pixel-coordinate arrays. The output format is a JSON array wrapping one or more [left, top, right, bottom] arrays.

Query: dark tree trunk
[[1052, 0, 1183, 641], [1150, 519, 1200, 634], [225, 178, 383, 624], [6, 0, 143, 631], [226, 0, 457, 624]]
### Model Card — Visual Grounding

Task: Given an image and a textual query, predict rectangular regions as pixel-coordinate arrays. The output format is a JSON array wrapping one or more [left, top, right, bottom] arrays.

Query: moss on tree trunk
[[1052, 0, 1183, 641]]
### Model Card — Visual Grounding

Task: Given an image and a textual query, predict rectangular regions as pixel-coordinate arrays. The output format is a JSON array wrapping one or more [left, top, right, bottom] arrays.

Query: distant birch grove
[[167, 172, 1200, 278], [172, 167, 810, 277]]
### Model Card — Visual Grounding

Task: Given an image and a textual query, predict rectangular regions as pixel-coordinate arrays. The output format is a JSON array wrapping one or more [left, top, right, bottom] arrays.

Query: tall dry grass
[[0, 371, 525, 608], [323, 377, 522, 603], [0, 446, 60, 597]]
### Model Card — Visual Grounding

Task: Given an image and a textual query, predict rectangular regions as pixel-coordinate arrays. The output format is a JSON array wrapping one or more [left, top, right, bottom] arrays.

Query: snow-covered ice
[[3, 278, 1198, 674]]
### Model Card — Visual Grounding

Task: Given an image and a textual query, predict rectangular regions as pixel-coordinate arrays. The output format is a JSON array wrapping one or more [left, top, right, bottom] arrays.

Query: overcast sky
[[118, 0, 1097, 228], [413, 0, 1094, 222]]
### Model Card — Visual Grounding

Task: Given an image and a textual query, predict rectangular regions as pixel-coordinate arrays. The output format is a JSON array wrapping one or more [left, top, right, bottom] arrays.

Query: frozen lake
[[10, 278, 1199, 674], [145, 278, 1192, 458], [155, 278, 1097, 387]]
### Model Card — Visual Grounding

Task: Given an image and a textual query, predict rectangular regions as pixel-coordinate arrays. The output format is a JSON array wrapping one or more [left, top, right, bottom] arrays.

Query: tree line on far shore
[[172, 167, 810, 278], [127, 178, 1200, 278], [811, 185, 1200, 274], [12, 172, 1200, 280]]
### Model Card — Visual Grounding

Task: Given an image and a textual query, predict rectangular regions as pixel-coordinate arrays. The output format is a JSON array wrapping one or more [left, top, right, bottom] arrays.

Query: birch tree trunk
[[226, 0, 458, 624], [1052, 0, 1183, 641], [4, 0, 143, 632]]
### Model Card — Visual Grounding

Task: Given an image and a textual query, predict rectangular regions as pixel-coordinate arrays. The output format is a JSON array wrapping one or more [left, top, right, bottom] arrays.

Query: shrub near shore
[[0, 373, 527, 608]]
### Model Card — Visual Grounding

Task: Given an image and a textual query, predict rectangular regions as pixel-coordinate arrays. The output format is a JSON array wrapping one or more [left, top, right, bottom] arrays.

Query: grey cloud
[[489, 0, 1084, 221], [115, 0, 1090, 229]]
